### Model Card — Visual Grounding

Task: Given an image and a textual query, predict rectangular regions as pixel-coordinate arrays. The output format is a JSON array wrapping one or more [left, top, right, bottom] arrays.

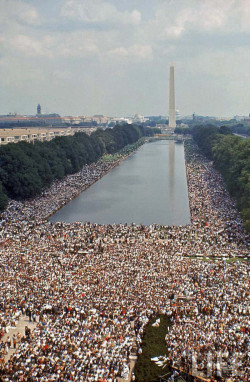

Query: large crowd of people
[[0, 142, 249, 381]]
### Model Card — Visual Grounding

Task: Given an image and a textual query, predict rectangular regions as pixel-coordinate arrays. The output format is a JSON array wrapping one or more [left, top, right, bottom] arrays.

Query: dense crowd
[[0, 142, 249, 381]]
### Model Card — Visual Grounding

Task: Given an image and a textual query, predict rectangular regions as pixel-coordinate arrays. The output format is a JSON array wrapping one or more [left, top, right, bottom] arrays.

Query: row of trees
[[191, 125, 250, 231], [175, 123, 250, 137], [0, 124, 158, 211], [229, 123, 250, 137]]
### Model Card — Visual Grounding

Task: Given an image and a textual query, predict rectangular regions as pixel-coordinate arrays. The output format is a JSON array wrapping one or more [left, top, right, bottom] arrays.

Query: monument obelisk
[[169, 63, 176, 128]]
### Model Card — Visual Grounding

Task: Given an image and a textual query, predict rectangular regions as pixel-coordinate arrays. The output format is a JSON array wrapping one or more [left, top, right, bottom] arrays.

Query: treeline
[[191, 125, 250, 231], [174, 126, 192, 135], [229, 123, 250, 137], [0, 124, 158, 211], [175, 123, 250, 137]]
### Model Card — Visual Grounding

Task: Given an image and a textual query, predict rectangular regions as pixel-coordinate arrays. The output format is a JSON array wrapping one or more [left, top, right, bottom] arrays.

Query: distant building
[[132, 114, 147, 123], [61, 116, 86, 125], [175, 109, 180, 120], [112, 117, 132, 125], [234, 115, 249, 121], [0, 127, 75, 145], [92, 115, 109, 124], [0, 113, 63, 126], [0, 127, 97, 146], [217, 117, 233, 121], [37, 104, 41, 115]]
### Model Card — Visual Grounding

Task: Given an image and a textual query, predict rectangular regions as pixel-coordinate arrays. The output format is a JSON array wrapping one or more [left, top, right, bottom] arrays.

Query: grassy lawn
[[99, 153, 121, 162], [187, 255, 248, 264], [99, 138, 145, 163], [134, 314, 172, 382], [225, 257, 248, 263]]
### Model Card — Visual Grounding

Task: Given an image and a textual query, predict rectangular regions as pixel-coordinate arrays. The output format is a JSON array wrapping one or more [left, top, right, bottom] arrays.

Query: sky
[[0, 0, 249, 117]]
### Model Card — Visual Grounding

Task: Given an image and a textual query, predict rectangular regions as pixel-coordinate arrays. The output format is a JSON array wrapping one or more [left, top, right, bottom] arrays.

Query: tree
[[0, 181, 8, 211], [191, 125, 250, 232], [0, 123, 152, 205]]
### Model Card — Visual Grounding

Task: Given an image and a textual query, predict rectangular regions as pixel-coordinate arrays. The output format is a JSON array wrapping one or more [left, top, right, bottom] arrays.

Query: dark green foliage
[[229, 123, 250, 137], [174, 127, 192, 135], [191, 125, 250, 231], [191, 125, 223, 159], [0, 181, 8, 210], [134, 315, 171, 382], [0, 143, 42, 199], [0, 124, 155, 211], [139, 126, 161, 137], [212, 135, 250, 232], [218, 125, 232, 135]]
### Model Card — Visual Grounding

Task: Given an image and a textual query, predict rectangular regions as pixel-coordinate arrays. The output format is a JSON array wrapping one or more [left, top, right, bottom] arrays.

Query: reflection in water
[[50, 141, 190, 225], [169, 140, 175, 199]]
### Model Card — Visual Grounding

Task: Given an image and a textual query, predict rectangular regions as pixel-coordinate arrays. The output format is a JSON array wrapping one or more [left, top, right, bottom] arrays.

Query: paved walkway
[[1, 315, 37, 363], [117, 353, 137, 382]]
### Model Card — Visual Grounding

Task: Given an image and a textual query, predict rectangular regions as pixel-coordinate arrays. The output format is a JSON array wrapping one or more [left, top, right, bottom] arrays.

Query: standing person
[[25, 326, 29, 338], [26, 308, 32, 322], [12, 334, 17, 349], [17, 332, 21, 345], [32, 311, 36, 323], [6, 336, 11, 350], [0, 349, 4, 367]]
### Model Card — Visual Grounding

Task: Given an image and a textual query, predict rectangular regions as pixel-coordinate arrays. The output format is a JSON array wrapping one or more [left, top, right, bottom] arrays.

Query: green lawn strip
[[118, 138, 145, 156], [100, 138, 145, 163], [225, 257, 249, 263], [186, 255, 249, 264], [134, 314, 171, 382], [99, 153, 121, 162]]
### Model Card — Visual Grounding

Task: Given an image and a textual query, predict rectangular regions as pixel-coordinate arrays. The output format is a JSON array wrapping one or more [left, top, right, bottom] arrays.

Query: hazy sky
[[0, 0, 249, 117]]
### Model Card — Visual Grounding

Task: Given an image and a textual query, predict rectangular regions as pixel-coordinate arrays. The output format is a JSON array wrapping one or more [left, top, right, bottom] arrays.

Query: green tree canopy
[[191, 124, 250, 231], [0, 124, 154, 211]]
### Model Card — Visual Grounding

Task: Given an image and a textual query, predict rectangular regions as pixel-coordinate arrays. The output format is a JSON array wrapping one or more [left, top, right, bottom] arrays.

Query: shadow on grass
[[134, 314, 172, 382]]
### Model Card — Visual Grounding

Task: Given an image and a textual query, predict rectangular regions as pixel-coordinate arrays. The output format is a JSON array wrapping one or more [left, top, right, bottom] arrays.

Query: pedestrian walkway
[[1, 316, 37, 363], [117, 353, 137, 382]]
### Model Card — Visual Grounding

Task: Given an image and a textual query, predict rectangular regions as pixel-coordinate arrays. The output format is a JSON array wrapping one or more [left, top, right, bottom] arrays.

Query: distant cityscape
[[0, 103, 249, 146], [0, 103, 249, 127]]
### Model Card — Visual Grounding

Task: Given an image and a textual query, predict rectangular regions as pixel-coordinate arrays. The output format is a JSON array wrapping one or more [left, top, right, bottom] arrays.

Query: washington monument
[[169, 63, 176, 128]]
